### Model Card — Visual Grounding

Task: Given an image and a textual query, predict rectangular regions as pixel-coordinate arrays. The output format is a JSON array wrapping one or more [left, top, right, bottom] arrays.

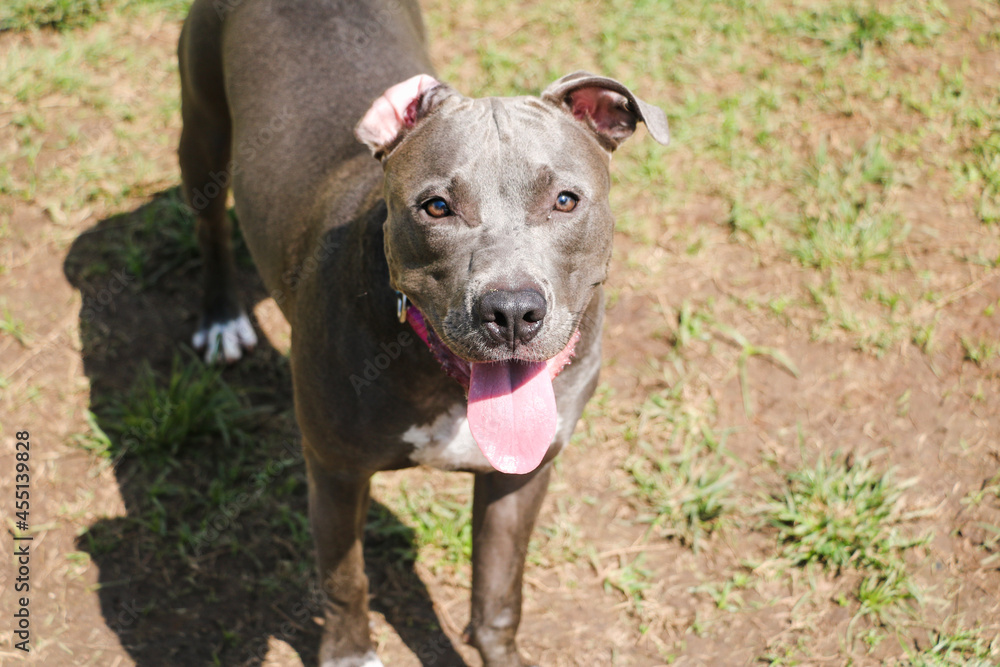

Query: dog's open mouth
[[406, 306, 579, 474]]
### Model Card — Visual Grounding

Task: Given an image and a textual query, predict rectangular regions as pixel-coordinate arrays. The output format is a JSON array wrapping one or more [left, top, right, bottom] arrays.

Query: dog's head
[[356, 71, 669, 363], [356, 72, 669, 474]]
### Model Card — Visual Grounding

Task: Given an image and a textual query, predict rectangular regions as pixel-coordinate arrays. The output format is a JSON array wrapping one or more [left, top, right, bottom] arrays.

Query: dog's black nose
[[476, 288, 547, 346]]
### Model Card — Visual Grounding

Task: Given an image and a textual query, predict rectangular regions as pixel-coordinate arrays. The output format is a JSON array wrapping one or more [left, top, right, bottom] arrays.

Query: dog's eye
[[422, 197, 452, 218], [554, 192, 578, 213]]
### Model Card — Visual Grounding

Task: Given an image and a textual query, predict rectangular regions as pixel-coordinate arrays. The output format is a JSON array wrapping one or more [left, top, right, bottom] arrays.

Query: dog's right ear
[[355, 74, 454, 160], [542, 71, 670, 152]]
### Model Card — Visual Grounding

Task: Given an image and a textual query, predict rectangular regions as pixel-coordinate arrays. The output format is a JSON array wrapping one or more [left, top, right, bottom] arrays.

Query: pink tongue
[[468, 360, 557, 475]]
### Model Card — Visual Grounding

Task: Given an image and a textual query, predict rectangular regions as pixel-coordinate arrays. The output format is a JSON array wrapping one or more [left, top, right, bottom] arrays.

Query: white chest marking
[[403, 404, 494, 472]]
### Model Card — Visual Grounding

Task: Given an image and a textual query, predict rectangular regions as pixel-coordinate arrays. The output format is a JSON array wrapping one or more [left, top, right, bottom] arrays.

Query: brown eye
[[422, 197, 452, 218], [554, 192, 578, 212]]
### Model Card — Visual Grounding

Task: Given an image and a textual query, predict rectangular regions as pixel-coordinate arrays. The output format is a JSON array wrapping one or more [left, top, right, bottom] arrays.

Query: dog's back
[[179, 0, 432, 308]]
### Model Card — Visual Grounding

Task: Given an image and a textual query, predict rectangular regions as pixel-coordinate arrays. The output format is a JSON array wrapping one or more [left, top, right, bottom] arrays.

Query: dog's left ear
[[355, 74, 456, 160], [542, 71, 670, 151]]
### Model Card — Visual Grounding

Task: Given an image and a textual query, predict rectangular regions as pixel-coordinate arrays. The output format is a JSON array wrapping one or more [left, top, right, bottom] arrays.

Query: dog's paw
[[320, 652, 385, 667], [192, 312, 258, 364]]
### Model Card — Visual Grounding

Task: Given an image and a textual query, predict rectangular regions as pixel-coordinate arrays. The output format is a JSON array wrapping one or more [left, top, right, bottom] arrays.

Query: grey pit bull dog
[[178, 0, 669, 664]]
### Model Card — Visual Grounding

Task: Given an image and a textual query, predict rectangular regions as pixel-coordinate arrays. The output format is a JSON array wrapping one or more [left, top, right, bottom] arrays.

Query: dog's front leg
[[468, 463, 552, 667], [305, 449, 380, 667]]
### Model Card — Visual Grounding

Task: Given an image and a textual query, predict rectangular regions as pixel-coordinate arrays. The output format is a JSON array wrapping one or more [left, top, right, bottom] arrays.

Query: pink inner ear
[[568, 87, 633, 136], [356, 74, 439, 151]]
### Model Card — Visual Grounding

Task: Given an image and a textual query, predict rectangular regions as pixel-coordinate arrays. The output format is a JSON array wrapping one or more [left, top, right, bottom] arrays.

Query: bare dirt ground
[[1, 0, 999, 665]]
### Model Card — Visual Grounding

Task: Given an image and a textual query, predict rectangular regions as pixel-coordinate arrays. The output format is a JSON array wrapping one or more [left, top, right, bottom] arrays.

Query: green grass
[[600, 554, 653, 616], [626, 440, 734, 550], [624, 382, 736, 550], [798, 273, 941, 358], [765, 451, 922, 571], [851, 567, 918, 633], [672, 300, 714, 350], [767, 3, 944, 56], [962, 473, 1000, 567], [364, 502, 419, 567], [763, 451, 930, 641], [961, 336, 999, 367], [963, 126, 1000, 225], [905, 626, 1000, 666], [528, 495, 585, 568], [70, 409, 114, 458], [119, 190, 201, 288], [1, 0, 188, 31], [77, 353, 303, 569], [964, 473, 1000, 508], [693, 572, 754, 612], [100, 353, 263, 460], [0, 299, 31, 345], [789, 139, 908, 270], [1, 0, 106, 31], [67, 189, 203, 290], [0, 23, 180, 211], [377, 477, 473, 578]]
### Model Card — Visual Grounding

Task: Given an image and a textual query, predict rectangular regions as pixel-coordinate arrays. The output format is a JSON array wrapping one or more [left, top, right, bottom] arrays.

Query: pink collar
[[404, 305, 473, 389]]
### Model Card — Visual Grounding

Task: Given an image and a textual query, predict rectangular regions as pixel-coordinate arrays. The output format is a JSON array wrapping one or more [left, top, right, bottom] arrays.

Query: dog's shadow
[[65, 189, 467, 666]]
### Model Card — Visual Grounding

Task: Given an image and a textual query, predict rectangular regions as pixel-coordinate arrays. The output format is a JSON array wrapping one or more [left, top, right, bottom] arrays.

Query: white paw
[[192, 312, 258, 364], [320, 652, 384, 667]]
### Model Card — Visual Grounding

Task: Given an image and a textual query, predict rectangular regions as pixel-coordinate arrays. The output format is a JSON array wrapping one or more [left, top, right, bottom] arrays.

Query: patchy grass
[[762, 450, 929, 642], [528, 492, 586, 568], [100, 352, 264, 460], [1, 0, 106, 31], [69, 409, 113, 459], [374, 474, 474, 581], [789, 139, 907, 271], [623, 372, 736, 550], [963, 472, 1000, 568], [4, 0, 1000, 663], [0, 298, 31, 345], [765, 451, 923, 571], [961, 336, 999, 367], [599, 553, 653, 617], [111, 189, 202, 288], [692, 571, 754, 613], [1, 0, 188, 31], [767, 3, 944, 55], [906, 625, 1000, 666], [0, 20, 180, 213], [961, 126, 1000, 225], [626, 434, 735, 550]]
